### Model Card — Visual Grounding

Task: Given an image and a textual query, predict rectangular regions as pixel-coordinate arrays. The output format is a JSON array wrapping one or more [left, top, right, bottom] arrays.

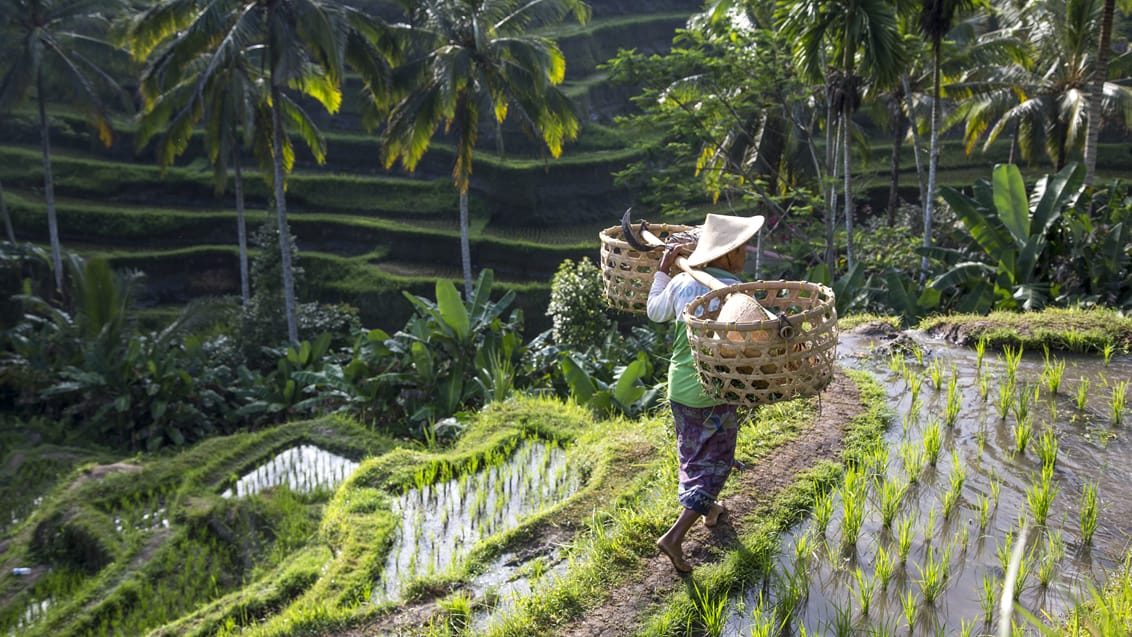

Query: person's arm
[[646, 244, 685, 322]]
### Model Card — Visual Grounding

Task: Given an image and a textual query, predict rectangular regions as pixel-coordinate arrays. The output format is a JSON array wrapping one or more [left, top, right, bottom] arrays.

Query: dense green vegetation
[[3, 0, 1132, 634]]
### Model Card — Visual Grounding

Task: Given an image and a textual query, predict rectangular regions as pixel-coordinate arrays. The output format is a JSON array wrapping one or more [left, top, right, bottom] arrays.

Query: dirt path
[[554, 369, 864, 637]]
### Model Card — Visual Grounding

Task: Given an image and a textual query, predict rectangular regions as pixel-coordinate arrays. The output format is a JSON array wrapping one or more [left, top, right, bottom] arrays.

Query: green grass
[[918, 308, 1132, 354]]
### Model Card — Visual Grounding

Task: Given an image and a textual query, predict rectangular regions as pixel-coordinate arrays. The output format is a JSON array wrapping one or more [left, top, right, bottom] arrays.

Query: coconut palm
[[917, 0, 976, 281], [781, 0, 907, 272], [1082, 0, 1132, 184], [130, 33, 270, 306], [952, 0, 1132, 172], [381, 0, 588, 299], [129, 0, 398, 342], [0, 0, 130, 293]]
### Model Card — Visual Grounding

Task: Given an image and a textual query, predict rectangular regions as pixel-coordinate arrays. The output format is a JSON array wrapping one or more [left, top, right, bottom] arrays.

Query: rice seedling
[[1075, 376, 1091, 411], [1012, 417, 1034, 455], [960, 617, 977, 637], [1012, 383, 1037, 425], [975, 336, 988, 374], [878, 476, 908, 529], [996, 379, 1015, 420], [989, 473, 1002, 508], [888, 351, 906, 374], [923, 421, 943, 465], [981, 572, 997, 622], [1041, 352, 1066, 395], [1112, 380, 1128, 424], [778, 567, 809, 626], [1026, 465, 1058, 527], [813, 488, 835, 535], [874, 543, 894, 590], [1079, 481, 1099, 545], [1036, 429, 1059, 471], [691, 582, 728, 637], [439, 592, 473, 634], [900, 588, 917, 630], [794, 532, 812, 573], [978, 373, 990, 401], [896, 515, 914, 563], [1037, 530, 1065, 587], [830, 601, 854, 637], [908, 374, 923, 410], [913, 346, 925, 366], [900, 442, 926, 483], [840, 467, 868, 548], [914, 545, 950, 606], [1103, 342, 1115, 365], [928, 358, 945, 390], [944, 375, 962, 427], [978, 494, 992, 530], [1002, 345, 1024, 383], [942, 452, 966, 519], [853, 567, 876, 617]]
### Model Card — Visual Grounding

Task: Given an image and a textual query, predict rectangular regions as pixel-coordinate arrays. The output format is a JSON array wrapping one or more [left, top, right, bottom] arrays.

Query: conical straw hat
[[685, 214, 766, 267]]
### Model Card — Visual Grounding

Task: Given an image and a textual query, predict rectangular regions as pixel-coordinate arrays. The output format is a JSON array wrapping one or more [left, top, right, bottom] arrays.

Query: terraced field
[[5, 0, 1132, 333], [0, 0, 702, 331]]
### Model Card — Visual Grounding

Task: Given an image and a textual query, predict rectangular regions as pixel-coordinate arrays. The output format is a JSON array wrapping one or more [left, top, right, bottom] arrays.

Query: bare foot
[[703, 502, 726, 527], [656, 537, 692, 573]]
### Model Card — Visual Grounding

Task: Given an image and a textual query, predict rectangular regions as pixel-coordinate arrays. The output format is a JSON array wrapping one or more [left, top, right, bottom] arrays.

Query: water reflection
[[725, 329, 1132, 635]]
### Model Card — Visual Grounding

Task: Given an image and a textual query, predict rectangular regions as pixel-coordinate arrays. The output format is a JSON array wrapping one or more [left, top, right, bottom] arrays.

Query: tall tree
[[129, 31, 270, 306], [952, 0, 1132, 172], [129, 0, 397, 342], [782, 0, 906, 272], [381, 0, 587, 299], [1082, 0, 1132, 184], [918, 0, 975, 282], [0, 0, 130, 292]]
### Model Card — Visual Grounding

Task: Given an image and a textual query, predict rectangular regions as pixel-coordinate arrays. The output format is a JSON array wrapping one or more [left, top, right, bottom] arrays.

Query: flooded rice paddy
[[221, 444, 359, 498], [724, 330, 1132, 635], [376, 440, 579, 602]]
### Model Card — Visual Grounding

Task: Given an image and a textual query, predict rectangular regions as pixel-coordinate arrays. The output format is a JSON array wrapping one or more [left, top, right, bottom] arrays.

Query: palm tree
[[0, 0, 130, 293], [918, 0, 976, 282], [381, 0, 588, 299], [129, 0, 397, 342], [129, 31, 270, 306], [952, 0, 1132, 172], [1082, 0, 1132, 184], [781, 0, 906, 272]]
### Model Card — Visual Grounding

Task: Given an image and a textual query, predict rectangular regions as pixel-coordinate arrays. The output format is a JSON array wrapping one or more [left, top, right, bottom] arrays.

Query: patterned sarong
[[670, 402, 739, 515]]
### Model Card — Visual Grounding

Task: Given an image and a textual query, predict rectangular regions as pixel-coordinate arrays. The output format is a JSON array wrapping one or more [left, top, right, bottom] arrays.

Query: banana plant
[[936, 162, 1086, 311], [560, 351, 661, 418]]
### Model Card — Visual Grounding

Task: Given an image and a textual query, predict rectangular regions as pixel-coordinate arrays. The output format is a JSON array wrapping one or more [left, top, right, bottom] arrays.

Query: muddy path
[[554, 369, 864, 637]]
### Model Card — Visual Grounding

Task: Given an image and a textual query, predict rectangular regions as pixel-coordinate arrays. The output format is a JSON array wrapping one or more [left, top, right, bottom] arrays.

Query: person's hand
[[658, 244, 685, 276]]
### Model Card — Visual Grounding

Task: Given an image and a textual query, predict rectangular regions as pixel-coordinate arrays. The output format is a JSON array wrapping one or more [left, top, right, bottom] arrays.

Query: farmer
[[646, 213, 765, 573]]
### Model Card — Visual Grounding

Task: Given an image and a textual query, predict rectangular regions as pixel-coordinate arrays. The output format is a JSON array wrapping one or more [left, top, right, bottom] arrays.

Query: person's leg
[[660, 404, 739, 570], [657, 508, 700, 572]]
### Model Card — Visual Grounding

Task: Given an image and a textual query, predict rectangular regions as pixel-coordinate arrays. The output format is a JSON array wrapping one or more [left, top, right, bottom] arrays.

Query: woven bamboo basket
[[598, 223, 695, 314], [683, 281, 838, 407]]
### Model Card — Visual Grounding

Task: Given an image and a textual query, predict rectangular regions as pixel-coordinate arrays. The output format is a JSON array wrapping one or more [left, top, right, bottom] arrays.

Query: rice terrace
[[2, 0, 1132, 636]]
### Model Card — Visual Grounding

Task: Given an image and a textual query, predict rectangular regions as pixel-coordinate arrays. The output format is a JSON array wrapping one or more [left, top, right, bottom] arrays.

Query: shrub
[[547, 257, 612, 352]]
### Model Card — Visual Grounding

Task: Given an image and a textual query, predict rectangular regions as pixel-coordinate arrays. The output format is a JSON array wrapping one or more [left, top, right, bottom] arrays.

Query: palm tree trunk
[[38, 70, 64, 294], [922, 44, 942, 285], [842, 103, 854, 273], [233, 143, 249, 306], [901, 75, 928, 207], [888, 93, 906, 227], [271, 83, 298, 343], [1083, 0, 1115, 185], [0, 180, 14, 243], [824, 83, 838, 270], [459, 188, 472, 299]]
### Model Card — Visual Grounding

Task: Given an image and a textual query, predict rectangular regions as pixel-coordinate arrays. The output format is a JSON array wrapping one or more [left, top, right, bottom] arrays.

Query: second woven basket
[[683, 281, 838, 407]]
